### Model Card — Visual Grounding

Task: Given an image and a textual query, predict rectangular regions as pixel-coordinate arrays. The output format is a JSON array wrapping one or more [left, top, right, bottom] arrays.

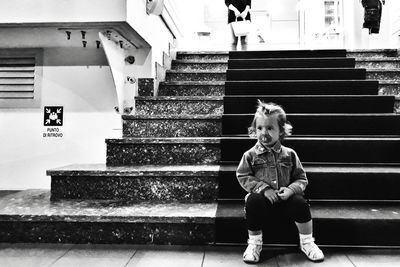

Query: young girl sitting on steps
[[236, 101, 324, 263]]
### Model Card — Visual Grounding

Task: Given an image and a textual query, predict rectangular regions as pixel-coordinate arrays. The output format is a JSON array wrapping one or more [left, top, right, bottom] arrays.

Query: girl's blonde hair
[[248, 100, 292, 141]]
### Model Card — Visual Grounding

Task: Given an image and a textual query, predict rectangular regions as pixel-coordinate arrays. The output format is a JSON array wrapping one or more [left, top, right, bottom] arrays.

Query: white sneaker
[[243, 238, 263, 263], [300, 237, 324, 262]]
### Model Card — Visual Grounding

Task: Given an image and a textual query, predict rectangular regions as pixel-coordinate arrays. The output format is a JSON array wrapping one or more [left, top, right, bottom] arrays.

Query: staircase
[[1, 49, 400, 247], [217, 49, 400, 246]]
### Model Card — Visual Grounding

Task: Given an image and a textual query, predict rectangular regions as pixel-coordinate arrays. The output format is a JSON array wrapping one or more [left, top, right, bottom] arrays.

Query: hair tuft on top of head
[[248, 100, 293, 141]]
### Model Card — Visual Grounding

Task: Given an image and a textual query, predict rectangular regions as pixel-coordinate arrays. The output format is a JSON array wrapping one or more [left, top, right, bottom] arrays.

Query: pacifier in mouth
[[260, 135, 272, 143]]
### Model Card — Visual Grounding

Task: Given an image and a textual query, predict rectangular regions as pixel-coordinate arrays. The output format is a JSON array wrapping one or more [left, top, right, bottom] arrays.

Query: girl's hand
[[264, 189, 279, 204], [277, 187, 294, 201], [234, 9, 241, 17], [240, 10, 248, 19]]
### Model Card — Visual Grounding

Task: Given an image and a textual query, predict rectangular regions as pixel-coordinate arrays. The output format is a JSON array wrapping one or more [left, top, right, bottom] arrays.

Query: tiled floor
[[1, 243, 400, 267]]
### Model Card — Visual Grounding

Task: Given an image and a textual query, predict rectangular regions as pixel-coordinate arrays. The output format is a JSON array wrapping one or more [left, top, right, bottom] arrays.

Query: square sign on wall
[[43, 106, 63, 126]]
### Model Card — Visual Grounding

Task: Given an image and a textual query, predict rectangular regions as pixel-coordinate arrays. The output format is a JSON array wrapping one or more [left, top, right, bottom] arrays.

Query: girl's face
[[255, 114, 281, 147]]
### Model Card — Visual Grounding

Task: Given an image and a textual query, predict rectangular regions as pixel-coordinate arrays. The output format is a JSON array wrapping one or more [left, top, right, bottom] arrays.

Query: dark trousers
[[245, 193, 312, 232]]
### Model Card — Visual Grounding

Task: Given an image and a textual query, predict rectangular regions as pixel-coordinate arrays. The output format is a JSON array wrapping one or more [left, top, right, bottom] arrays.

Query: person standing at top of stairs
[[225, 0, 251, 51], [236, 101, 324, 264]]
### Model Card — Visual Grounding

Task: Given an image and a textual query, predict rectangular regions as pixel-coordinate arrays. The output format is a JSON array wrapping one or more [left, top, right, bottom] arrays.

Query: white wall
[[126, 0, 174, 77], [0, 0, 126, 23], [0, 48, 121, 189], [0, 0, 178, 189]]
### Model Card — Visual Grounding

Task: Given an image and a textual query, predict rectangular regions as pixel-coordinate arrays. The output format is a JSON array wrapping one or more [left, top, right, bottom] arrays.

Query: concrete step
[[158, 81, 224, 96], [0, 190, 216, 245], [122, 114, 221, 137], [171, 61, 227, 71], [48, 164, 219, 202], [347, 49, 399, 59], [218, 165, 400, 201], [221, 137, 400, 164], [224, 95, 394, 114], [230, 50, 347, 59], [135, 96, 223, 116], [216, 200, 400, 246], [228, 58, 355, 69], [106, 137, 220, 166], [356, 58, 400, 69], [226, 68, 366, 81], [176, 51, 229, 62], [3, 190, 400, 246], [222, 113, 400, 136], [225, 80, 378, 95], [367, 69, 400, 81], [379, 81, 400, 95], [165, 70, 225, 82]]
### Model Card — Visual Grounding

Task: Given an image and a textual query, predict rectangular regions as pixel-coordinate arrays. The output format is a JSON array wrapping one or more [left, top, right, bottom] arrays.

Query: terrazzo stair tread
[[216, 200, 400, 246], [122, 114, 222, 137], [218, 164, 400, 201], [0, 190, 216, 244], [135, 96, 224, 116], [160, 81, 225, 85], [379, 80, 400, 84], [165, 71, 226, 82], [222, 113, 400, 136], [158, 81, 225, 96], [230, 49, 347, 59], [224, 95, 394, 114], [225, 80, 379, 95], [48, 164, 220, 202], [366, 70, 400, 81], [136, 96, 224, 100], [379, 81, 400, 95], [366, 69, 400, 73], [347, 49, 399, 58], [226, 68, 366, 80], [173, 60, 228, 64], [356, 58, 400, 62], [171, 62, 228, 71], [123, 114, 222, 119], [176, 52, 229, 61], [166, 70, 226, 74], [220, 137, 400, 164], [106, 137, 221, 166], [228, 58, 355, 69]]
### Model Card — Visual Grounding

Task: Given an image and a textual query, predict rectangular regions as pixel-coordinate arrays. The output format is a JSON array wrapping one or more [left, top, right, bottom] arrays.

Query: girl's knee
[[245, 193, 269, 210], [286, 194, 311, 222], [288, 194, 308, 207]]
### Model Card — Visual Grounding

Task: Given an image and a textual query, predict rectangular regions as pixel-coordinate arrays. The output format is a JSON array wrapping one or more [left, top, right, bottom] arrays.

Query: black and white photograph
[[0, 0, 400, 266]]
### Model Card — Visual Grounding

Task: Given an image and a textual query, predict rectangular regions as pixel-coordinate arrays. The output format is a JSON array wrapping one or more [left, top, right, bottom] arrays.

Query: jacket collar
[[255, 140, 282, 155]]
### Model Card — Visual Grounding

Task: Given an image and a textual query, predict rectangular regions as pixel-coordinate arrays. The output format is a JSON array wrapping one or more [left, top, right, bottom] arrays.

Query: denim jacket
[[236, 141, 308, 195]]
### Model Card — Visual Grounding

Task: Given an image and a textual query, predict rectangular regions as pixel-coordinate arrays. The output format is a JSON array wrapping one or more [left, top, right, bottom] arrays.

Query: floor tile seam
[[124, 248, 138, 267], [200, 248, 206, 267], [47, 243, 74, 267], [345, 253, 357, 267]]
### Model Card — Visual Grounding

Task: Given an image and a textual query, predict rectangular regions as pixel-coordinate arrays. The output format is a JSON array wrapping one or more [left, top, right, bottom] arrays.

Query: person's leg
[[285, 195, 324, 262], [240, 35, 248, 51], [229, 23, 238, 50], [243, 193, 272, 263]]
